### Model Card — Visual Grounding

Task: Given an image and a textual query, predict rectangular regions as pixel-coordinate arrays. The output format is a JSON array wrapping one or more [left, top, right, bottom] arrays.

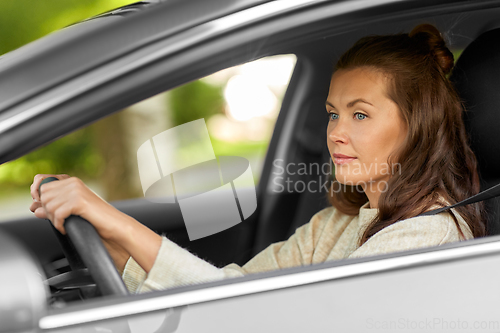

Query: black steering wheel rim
[[40, 177, 129, 297]]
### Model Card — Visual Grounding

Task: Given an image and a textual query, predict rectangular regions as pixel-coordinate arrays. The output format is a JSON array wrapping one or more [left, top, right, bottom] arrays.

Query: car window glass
[[0, 54, 296, 222]]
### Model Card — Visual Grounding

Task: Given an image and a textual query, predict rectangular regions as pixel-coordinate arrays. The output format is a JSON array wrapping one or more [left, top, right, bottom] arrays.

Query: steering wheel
[[40, 177, 129, 297]]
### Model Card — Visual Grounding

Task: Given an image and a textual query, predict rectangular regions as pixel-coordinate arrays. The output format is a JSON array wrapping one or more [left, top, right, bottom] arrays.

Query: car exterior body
[[1, 0, 500, 332]]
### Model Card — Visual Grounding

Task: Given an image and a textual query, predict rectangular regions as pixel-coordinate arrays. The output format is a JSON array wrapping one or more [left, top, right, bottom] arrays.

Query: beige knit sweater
[[122, 202, 473, 293]]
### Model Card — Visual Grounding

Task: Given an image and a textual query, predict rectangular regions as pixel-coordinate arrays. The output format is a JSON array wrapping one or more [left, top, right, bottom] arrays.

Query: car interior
[[1, 0, 500, 308], [451, 26, 500, 236]]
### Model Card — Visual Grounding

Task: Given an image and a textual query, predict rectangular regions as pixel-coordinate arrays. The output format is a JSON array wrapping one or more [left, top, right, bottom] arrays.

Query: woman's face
[[326, 67, 407, 191]]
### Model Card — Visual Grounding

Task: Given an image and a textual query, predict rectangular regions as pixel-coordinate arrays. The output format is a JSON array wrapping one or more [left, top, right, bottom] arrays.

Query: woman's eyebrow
[[325, 98, 373, 109], [347, 98, 373, 108]]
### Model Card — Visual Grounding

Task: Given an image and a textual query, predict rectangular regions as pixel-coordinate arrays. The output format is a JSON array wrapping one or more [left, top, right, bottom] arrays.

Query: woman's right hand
[[29, 173, 130, 273], [29, 173, 162, 274], [29, 174, 70, 216]]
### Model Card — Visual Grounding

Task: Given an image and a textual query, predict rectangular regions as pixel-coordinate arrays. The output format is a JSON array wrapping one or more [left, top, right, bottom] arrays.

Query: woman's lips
[[333, 153, 357, 165]]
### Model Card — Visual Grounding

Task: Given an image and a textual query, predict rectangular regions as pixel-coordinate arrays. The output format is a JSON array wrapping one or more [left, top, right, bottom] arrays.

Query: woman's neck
[[362, 182, 382, 209]]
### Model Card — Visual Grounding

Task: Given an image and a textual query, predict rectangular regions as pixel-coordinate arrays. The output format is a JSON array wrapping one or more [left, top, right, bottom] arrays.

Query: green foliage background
[[0, 0, 136, 55], [0, 0, 137, 195], [170, 81, 225, 127], [0, 1, 268, 204]]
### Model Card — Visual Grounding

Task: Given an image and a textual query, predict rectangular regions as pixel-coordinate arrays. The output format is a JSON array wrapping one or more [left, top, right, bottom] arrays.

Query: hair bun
[[409, 24, 454, 75]]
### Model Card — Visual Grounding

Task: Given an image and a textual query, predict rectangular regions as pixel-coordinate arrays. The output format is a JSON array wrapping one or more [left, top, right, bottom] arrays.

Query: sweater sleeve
[[122, 256, 147, 294], [347, 212, 471, 259], [122, 206, 336, 293]]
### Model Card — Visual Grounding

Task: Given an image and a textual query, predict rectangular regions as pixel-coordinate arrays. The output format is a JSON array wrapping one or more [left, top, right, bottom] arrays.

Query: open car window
[[0, 54, 297, 286], [0, 54, 296, 220]]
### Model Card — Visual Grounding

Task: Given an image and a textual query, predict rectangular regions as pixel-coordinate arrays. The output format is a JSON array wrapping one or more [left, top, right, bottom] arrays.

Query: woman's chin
[[334, 174, 367, 187]]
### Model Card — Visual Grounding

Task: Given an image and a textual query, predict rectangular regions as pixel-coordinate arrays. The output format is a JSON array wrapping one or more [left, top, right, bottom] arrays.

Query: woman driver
[[29, 24, 486, 293]]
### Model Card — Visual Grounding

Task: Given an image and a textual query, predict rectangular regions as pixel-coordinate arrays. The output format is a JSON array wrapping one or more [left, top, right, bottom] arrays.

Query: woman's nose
[[328, 122, 349, 144]]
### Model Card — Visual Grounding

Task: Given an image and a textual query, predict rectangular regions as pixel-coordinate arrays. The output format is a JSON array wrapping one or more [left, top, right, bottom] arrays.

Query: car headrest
[[450, 28, 500, 184]]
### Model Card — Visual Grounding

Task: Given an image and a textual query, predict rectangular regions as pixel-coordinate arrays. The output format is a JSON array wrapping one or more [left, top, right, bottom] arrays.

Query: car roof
[[0, 0, 271, 114]]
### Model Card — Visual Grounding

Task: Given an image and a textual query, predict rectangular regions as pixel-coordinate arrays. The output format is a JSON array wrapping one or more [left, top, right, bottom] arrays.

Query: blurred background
[[0, 0, 295, 220]]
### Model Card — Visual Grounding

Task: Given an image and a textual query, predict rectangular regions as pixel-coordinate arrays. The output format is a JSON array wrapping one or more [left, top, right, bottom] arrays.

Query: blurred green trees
[[0, 127, 103, 189], [0, 1, 271, 209], [0, 0, 232, 203], [170, 80, 225, 127], [0, 0, 136, 55], [0, 0, 137, 198]]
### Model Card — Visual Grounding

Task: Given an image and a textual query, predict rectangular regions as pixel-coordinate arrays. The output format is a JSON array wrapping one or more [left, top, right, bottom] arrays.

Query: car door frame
[[39, 235, 500, 331]]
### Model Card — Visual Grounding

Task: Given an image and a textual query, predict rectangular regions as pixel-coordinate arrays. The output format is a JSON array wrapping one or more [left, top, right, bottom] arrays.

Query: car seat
[[450, 27, 500, 235]]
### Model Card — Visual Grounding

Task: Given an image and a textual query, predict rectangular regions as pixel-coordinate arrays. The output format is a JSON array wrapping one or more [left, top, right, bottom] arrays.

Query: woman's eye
[[329, 113, 339, 121], [355, 113, 367, 120]]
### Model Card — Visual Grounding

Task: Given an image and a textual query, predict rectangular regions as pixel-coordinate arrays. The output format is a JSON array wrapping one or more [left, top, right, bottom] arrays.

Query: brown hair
[[328, 24, 486, 244]]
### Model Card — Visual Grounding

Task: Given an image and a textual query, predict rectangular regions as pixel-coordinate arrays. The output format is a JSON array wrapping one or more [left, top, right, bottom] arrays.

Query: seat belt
[[419, 182, 500, 216]]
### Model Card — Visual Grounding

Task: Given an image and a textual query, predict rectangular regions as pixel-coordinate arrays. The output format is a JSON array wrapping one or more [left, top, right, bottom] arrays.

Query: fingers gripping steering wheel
[[40, 177, 129, 297]]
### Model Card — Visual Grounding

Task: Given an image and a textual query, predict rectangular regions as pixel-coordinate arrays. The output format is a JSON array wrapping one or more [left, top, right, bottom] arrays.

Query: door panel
[[44, 246, 500, 332]]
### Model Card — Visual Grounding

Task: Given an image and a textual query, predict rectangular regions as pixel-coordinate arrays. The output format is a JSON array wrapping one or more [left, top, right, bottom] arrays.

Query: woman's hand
[[30, 175, 115, 238], [29, 174, 162, 273], [30, 174, 70, 216], [30, 174, 131, 271]]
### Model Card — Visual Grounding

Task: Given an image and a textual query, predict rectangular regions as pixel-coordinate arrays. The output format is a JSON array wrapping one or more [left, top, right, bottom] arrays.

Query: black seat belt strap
[[419, 182, 500, 216]]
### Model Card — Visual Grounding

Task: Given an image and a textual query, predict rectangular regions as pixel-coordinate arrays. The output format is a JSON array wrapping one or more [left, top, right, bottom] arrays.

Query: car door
[[40, 236, 500, 333]]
